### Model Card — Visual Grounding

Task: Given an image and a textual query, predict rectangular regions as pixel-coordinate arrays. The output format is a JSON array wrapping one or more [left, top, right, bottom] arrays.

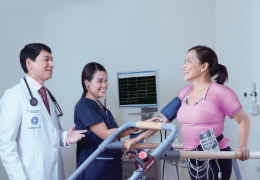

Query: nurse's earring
[[85, 83, 89, 89]]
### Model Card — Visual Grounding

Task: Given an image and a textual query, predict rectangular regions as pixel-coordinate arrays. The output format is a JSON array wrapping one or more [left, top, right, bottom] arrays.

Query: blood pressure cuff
[[161, 97, 181, 122]]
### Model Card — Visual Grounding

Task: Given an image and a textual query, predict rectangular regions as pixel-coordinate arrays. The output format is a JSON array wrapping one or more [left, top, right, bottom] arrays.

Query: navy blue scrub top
[[74, 98, 122, 180]]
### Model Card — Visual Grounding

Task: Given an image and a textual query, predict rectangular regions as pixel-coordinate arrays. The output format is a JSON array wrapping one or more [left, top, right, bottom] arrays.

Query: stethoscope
[[86, 85, 119, 127], [86, 84, 107, 114], [23, 77, 63, 117]]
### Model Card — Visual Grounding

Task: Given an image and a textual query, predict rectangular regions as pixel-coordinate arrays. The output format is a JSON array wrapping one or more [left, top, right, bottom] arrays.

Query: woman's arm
[[88, 122, 135, 140], [124, 115, 170, 150], [233, 109, 251, 161]]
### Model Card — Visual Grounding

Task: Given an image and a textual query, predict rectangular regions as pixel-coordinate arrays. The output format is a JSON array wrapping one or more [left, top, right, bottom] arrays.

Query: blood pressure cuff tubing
[[161, 97, 181, 122]]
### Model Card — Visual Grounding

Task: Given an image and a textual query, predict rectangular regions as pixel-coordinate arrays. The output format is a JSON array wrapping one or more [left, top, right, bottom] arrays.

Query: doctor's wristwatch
[[155, 115, 163, 123]]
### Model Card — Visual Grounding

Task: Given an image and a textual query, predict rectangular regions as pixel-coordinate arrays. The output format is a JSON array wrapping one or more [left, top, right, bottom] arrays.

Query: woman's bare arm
[[233, 109, 251, 161]]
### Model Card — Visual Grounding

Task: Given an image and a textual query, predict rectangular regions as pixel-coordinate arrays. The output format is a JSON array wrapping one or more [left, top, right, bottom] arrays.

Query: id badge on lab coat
[[26, 108, 42, 130]]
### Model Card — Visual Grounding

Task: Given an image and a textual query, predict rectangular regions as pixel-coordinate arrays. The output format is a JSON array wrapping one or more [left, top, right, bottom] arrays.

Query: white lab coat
[[0, 78, 68, 180]]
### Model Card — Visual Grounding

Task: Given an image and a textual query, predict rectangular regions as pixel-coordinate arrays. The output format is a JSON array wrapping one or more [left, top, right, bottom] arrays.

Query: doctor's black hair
[[188, 45, 228, 85], [81, 62, 107, 98], [20, 43, 52, 73]]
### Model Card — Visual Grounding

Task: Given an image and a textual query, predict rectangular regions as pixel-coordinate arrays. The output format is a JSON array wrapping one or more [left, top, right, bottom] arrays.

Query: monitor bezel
[[116, 69, 160, 109]]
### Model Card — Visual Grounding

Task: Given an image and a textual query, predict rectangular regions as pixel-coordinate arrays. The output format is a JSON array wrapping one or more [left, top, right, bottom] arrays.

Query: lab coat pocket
[[20, 155, 43, 180]]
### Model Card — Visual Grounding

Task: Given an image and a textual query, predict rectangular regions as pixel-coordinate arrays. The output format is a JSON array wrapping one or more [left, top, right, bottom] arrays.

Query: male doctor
[[0, 43, 87, 180]]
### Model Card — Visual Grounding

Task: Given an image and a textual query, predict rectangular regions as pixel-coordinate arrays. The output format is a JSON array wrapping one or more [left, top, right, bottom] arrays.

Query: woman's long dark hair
[[81, 62, 107, 98], [188, 45, 228, 85]]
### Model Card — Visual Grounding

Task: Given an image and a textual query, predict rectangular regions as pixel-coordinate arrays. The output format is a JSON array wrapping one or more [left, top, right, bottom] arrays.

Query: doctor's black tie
[[38, 86, 51, 115]]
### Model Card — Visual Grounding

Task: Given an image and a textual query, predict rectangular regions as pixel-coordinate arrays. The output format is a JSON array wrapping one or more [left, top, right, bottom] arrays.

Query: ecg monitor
[[117, 70, 159, 108]]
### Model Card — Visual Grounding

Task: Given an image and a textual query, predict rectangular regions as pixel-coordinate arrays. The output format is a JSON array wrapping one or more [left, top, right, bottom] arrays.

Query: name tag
[[27, 110, 40, 113], [28, 126, 41, 129]]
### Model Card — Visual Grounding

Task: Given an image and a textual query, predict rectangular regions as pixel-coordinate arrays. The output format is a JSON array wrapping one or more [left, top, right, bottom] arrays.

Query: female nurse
[[125, 45, 250, 180], [74, 62, 145, 180]]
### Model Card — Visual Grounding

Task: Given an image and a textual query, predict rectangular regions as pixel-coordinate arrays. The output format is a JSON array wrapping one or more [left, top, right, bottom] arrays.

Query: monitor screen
[[117, 70, 159, 108]]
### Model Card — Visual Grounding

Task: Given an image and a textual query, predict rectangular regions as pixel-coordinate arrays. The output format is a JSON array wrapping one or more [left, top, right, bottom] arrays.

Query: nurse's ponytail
[[81, 62, 107, 98], [188, 45, 228, 85]]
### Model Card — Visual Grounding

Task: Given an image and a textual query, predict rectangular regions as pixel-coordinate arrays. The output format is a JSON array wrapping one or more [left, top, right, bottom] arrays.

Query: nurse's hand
[[145, 116, 159, 122], [234, 146, 250, 161], [67, 124, 88, 144], [122, 149, 138, 159], [138, 116, 160, 131]]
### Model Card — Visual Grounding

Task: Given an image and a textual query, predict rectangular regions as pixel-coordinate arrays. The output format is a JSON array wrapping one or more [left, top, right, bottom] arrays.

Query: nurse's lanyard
[[23, 77, 63, 117]]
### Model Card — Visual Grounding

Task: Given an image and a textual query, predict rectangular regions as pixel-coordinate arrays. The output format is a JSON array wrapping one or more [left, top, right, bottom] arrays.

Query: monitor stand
[[128, 108, 158, 121]]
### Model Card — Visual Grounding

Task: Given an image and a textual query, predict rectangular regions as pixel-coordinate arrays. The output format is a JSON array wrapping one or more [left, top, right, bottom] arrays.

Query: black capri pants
[[188, 146, 232, 180]]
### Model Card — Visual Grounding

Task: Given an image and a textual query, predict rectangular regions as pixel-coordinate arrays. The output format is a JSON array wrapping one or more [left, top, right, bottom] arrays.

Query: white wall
[[215, 1, 260, 179], [0, 0, 258, 179]]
